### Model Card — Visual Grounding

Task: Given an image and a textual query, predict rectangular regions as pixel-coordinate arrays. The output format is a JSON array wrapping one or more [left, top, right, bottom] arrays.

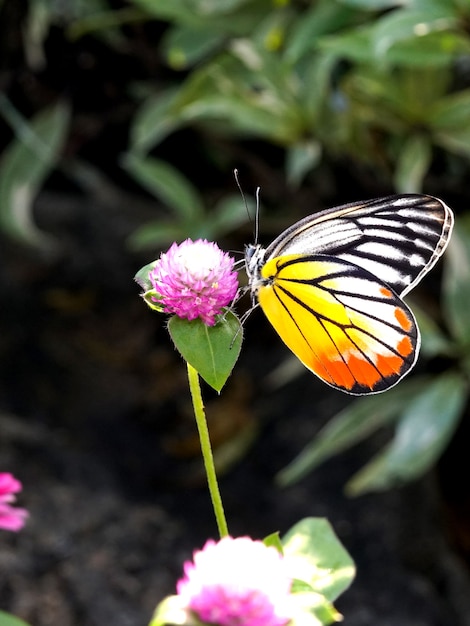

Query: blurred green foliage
[[2, 0, 470, 246], [1, 0, 470, 493], [126, 0, 470, 195]]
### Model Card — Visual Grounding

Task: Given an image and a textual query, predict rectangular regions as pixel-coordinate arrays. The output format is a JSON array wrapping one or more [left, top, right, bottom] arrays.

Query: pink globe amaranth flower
[[177, 536, 293, 626], [149, 239, 239, 326], [0, 472, 28, 531]]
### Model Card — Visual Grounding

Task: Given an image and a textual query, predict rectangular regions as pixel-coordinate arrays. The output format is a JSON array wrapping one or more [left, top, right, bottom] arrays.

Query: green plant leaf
[[263, 531, 283, 553], [317, 25, 375, 64], [134, 260, 158, 292], [393, 134, 431, 193], [149, 595, 194, 626], [209, 194, 250, 237], [290, 591, 342, 626], [128, 222, 190, 251], [286, 141, 322, 188], [282, 518, 355, 602], [285, 0, 358, 64], [337, 0, 403, 7], [129, 87, 180, 154], [0, 611, 31, 626], [372, 8, 458, 58], [442, 216, 470, 345], [123, 155, 205, 222], [162, 25, 224, 70], [276, 376, 430, 486], [346, 371, 467, 495], [428, 88, 470, 131], [383, 30, 470, 67], [0, 100, 70, 246], [168, 312, 242, 392], [413, 304, 455, 358]]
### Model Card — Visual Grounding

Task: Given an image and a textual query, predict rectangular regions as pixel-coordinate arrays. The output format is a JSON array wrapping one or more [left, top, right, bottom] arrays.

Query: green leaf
[[134, 260, 158, 292], [168, 312, 242, 392], [290, 591, 342, 626], [123, 155, 205, 222], [428, 89, 470, 131], [285, 0, 359, 64], [383, 31, 470, 67], [263, 531, 284, 553], [393, 134, 432, 193], [372, 8, 458, 58], [0, 100, 70, 246], [0, 611, 32, 626], [129, 87, 180, 154], [149, 595, 194, 626], [282, 518, 355, 602], [442, 216, 470, 345], [209, 194, 251, 237], [346, 371, 467, 495], [277, 376, 429, 486], [434, 127, 470, 158], [337, 0, 404, 7], [318, 26, 375, 64], [128, 222, 190, 251], [286, 141, 322, 188], [162, 25, 224, 70], [413, 304, 455, 358]]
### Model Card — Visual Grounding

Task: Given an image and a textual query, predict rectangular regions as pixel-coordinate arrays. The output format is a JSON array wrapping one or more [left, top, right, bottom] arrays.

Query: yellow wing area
[[257, 254, 419, 395]]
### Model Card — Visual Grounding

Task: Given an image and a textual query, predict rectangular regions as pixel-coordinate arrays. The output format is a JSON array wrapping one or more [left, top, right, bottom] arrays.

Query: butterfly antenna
[[254, 185, 261, 245], [234, 169, 260, 244]]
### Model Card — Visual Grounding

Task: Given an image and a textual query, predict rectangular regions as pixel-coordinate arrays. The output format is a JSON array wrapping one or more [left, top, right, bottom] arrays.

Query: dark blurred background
[[2, 1, 470, 625]]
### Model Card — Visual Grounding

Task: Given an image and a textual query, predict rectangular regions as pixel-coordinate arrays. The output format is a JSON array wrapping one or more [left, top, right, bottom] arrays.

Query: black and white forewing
[[263, 194, 453, 297]]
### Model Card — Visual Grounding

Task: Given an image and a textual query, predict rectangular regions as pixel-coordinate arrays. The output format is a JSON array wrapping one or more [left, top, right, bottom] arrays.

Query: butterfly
[[245, 194, 454, 395]]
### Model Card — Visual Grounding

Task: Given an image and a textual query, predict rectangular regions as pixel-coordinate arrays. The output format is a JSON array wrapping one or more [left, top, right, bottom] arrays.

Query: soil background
[[2, 3, 470, 625]]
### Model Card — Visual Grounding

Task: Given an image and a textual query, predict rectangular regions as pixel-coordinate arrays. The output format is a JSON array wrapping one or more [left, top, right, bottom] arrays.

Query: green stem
[[187, 362, 229, 538]]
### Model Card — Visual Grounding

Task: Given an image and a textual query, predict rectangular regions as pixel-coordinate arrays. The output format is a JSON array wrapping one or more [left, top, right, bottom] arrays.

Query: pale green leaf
[[413, 304, 455, 358], [209, 194, 250, 236], [123, 155, 205, 222], [129, 88, 180, 154], [282, 518, 355, 602], [286, 141, 322, 188], [162, 26, 224, 70], [372, 8, 458, 58], [0, 101, 69, 246], [337, 0, 405, 7], [0, 611, 32, 626], [127, 222, 189, 251], [442, 217, 470, 344], [276, 376, 430, 486], [394, 134, 432, 193], [285, 0, 359, 64], [346, 371, 467, 495], [428, 89, 470, 131]]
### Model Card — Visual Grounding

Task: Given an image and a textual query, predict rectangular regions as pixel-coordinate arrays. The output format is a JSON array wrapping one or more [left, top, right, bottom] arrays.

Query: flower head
[[148, 239, 238, 326], [0, 472, 28, 531], [177, 536, 293, 626]]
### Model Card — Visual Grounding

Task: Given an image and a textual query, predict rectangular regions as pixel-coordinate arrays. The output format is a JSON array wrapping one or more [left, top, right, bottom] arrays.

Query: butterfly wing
[[264, 194, 453, 297], [257, 254, 419, 395]]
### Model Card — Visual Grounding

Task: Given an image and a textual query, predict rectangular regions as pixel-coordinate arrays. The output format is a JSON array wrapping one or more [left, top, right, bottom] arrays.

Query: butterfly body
[[245, 194, 453, 395]]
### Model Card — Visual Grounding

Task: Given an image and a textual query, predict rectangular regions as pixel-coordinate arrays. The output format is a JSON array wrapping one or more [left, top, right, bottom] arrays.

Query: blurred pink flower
[[177, 536, 293, 626], [0, 472, 28, 531], [149, 239, 238, 326]]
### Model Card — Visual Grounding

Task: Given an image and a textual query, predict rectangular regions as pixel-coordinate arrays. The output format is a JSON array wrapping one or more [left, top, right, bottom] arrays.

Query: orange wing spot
[[380, 287, 393, 298], [396, 335, 413, 357], [325, 360, 356, 390], [375, 353, 404, 377], [346, 353, 382, 389], [394, 307, 412, 331]]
